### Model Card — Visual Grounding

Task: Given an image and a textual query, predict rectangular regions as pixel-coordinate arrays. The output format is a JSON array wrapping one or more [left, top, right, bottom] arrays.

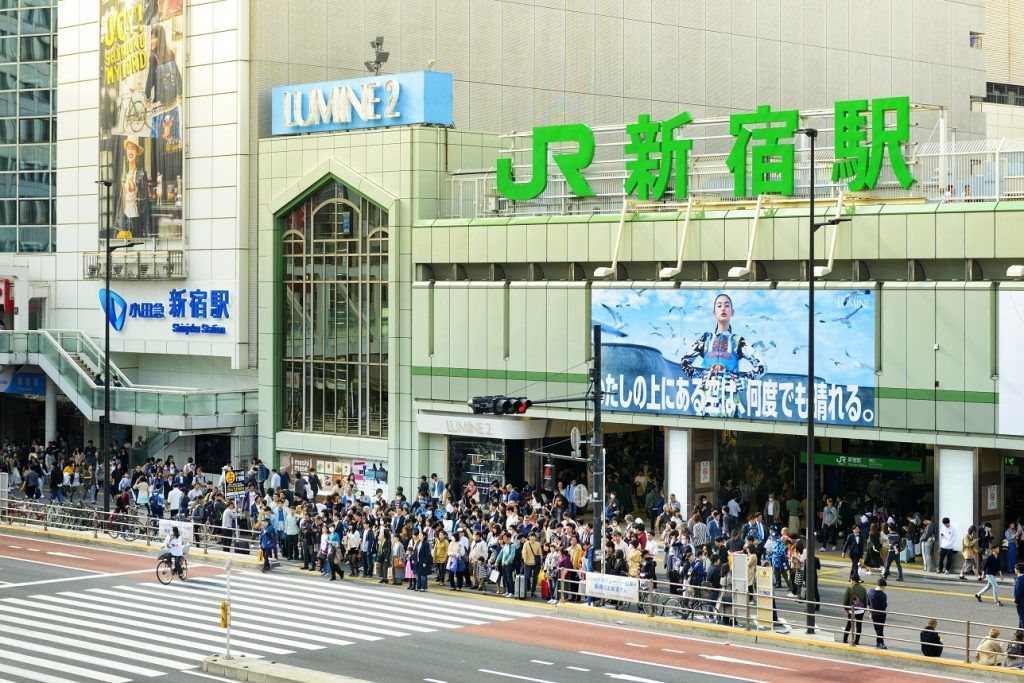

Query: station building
[[2, 1, 1020, 540]]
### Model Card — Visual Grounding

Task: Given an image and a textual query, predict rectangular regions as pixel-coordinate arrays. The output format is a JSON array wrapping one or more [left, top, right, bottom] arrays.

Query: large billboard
[[99, 0, 184, 241], [999, 290, 1024, 435], [593, 288, 876, 427]]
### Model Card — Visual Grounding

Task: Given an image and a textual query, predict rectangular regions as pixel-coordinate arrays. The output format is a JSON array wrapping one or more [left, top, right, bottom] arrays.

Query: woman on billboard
[[680, 293, 766, 417], [145, 23, 181, 106], [116, 136, 151, 238]]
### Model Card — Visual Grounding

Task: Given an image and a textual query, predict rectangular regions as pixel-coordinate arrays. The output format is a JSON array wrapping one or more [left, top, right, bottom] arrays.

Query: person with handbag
[[328, 524, 345, 581], [376, 527, 392, 583], [447, 530, 467, 591]]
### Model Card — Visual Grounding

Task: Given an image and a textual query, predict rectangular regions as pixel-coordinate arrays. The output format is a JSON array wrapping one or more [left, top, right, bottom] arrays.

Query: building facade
[[0, 1, 1013, 541]]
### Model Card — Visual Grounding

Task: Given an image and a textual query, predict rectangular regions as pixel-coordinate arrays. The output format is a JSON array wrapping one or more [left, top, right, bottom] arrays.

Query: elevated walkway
[[0, 330, 256, 430]]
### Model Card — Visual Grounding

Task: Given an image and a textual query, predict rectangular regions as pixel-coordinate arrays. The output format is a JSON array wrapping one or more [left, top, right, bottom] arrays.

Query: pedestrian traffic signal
[[219, 600, 230, 628], [468, 395, 532, 416], [468, 396, 496, 414]]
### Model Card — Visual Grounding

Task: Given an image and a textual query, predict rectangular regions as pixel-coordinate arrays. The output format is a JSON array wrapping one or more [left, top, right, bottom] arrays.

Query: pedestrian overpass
[[0, 329, 256, 433]]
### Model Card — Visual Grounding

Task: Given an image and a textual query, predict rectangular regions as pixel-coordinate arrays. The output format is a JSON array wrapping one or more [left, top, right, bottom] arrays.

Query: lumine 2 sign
[[496, 97, 916, 201]]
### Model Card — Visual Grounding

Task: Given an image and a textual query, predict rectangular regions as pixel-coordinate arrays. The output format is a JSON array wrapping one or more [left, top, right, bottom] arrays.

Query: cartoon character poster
[[99, 0, 184, 241], [593, 288, 876, 426]]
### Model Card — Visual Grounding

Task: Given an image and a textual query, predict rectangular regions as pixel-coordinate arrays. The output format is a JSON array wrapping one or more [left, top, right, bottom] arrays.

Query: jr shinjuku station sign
[[496, 97, 916, 201]]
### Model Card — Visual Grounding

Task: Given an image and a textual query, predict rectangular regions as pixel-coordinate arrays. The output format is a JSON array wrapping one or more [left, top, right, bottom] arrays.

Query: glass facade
[[282, 179, 389, 438], [0, 0, 55, 253]]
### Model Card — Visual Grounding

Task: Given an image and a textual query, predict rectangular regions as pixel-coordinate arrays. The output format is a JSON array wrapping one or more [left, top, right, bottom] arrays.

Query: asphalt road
[[0, 531, 988, 683]]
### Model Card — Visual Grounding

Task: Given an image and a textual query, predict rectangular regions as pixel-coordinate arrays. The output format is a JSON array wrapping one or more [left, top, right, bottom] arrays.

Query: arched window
[[281, 179, 388, 438]]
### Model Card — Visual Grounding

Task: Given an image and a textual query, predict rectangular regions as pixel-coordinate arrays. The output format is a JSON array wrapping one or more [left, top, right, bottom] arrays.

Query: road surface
[[0, 532, 985, 683]]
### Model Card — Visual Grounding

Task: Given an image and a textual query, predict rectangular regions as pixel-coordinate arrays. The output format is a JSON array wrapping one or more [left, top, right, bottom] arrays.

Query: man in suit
[[763, 492, 781, 527], [843, 525, 865, 582]]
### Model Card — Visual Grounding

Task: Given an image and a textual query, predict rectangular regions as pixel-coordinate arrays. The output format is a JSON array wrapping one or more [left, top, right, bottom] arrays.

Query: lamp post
[[95, 179, 139, 512], [794, 130, 851, 633]]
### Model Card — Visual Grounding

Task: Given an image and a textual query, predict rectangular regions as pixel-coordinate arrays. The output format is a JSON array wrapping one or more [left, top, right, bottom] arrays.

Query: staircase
[[0, 329, 256, 430]]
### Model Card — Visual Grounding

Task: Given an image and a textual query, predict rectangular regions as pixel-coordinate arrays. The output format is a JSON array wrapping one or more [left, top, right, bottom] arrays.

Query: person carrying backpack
[[868, 578, 889, 649]]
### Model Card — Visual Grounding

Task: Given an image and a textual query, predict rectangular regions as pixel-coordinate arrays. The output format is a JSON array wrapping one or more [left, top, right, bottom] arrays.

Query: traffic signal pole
[[591, 323, 604, 570], [468, 324, 605, 570]]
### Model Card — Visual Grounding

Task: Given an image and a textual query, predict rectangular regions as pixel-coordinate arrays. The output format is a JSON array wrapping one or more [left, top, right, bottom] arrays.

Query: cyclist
[[163, 526, 185, 580]]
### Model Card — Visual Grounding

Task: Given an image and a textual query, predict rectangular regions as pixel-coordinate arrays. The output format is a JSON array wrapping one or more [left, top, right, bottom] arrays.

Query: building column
[[665, 428, 691, 517], [936, 447, 976, 552], [44, 376, 56, 444]]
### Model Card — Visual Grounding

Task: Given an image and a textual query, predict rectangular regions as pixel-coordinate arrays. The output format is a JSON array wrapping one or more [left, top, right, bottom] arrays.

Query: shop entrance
[[447, 436, 524, 497], [1006, 455, 1024, 528], [718, 431, 934, 523], [604, 426, 664, 518]]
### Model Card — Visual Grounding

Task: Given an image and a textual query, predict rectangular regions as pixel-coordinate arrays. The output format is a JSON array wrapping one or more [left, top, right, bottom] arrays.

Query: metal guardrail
[[0, 497, 261, 554], [549, 570, 1023, 669]]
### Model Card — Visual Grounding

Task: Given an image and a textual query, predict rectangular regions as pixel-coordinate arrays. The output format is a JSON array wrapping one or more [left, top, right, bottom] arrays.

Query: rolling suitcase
[[515, 573, 527, 599], [233, 539, 251, 555]]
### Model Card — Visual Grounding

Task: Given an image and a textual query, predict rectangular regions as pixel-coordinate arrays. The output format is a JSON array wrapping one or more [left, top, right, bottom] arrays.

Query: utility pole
[[590, 323, 604, 571]]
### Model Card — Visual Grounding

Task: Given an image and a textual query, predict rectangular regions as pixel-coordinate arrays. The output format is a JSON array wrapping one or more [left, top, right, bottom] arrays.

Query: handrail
[[0, 330, 252, 398], [551, 571, 1023, 669]]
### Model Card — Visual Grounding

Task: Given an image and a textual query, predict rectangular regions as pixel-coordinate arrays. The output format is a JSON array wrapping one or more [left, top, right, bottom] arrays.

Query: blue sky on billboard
[[592, 288, 875, 387]]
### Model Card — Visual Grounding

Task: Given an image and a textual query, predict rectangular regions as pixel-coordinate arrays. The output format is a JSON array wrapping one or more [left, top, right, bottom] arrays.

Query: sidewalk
[[815, 548, 1016, 586]]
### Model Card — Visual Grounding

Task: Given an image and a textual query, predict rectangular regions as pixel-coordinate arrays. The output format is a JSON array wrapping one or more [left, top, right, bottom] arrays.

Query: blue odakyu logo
[[99, 288, 127, 331]]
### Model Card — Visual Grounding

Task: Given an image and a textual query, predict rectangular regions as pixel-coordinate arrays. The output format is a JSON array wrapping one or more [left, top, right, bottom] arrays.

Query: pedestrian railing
[[0, 497, 261, 555], [550, 570, 1023, 670]]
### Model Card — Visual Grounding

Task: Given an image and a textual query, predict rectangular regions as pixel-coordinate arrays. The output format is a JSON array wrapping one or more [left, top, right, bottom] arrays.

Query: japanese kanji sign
[[100, 287, 230, 336], [497, 97, 916, 201], [592, 288, 876, 426]]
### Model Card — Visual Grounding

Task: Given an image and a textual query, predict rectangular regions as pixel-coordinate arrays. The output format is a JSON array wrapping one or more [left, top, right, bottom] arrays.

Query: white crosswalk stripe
[[0, 569, 530, 683]]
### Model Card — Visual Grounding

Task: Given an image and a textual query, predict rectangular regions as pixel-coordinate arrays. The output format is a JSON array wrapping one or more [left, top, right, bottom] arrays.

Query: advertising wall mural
[[593, 288, 876, 426], [998, 290, 1024, 436], [99, 0, 184, 241]]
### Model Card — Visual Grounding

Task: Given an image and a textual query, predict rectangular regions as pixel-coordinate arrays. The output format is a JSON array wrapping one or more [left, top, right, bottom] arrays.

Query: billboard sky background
[[592, 288, 876, 388]]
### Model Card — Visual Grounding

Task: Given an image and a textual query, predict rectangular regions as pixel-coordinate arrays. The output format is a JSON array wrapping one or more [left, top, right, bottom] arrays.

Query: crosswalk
[[0, 569, 533, 682]]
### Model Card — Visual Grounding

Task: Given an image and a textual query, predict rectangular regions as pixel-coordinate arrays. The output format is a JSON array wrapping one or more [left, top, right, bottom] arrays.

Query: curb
[[203, 655, 372, 683]]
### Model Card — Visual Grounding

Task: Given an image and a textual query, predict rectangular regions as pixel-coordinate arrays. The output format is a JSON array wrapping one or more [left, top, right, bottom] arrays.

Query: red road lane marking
[[457, 616, 959, 682], [0, 533, 155, 573], [0, 533, 220, 582]]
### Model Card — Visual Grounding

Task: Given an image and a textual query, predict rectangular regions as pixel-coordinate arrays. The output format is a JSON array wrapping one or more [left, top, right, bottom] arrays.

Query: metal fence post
[[93, 508, 98, 538], [558, 573, 564, 604], [965, 621, 971, 663], [744, 588, 751, 631], [646, 583, 654, 617]]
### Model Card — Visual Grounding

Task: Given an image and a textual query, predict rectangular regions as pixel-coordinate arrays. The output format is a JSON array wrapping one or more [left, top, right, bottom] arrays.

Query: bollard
[[965, 621, 971, 663], [93, 508, 98, 538]]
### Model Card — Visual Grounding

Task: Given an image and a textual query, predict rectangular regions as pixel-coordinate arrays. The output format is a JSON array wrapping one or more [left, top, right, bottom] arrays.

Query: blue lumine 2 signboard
[[271, 70, 453, 136]]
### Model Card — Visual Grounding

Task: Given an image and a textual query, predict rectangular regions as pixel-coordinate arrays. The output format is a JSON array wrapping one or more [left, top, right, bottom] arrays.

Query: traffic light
[[468, 396, 495, 414], [468, 395, 532, 415], [219, 600, 230, 628]]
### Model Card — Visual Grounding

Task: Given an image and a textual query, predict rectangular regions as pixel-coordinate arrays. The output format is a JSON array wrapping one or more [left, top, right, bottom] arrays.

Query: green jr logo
[[496, 124, 596, 201]]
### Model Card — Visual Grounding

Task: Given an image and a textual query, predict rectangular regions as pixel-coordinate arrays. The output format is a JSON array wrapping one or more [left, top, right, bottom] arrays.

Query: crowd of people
[[3, 438, 1024, 668]]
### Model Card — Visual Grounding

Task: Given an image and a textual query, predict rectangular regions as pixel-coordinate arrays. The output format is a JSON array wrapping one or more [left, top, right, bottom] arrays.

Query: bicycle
[[156, 545, 190, 584], [636, 580, 667, 617]]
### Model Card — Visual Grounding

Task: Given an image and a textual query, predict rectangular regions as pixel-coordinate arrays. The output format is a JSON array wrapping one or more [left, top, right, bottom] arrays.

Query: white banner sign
[[158, 519, 194, 545], [584, 572, 639, 602]]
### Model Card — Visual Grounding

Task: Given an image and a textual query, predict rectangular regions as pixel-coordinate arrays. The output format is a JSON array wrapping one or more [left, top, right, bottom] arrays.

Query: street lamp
[[794, 129, 851, 633], [95, 179, 140, 512]]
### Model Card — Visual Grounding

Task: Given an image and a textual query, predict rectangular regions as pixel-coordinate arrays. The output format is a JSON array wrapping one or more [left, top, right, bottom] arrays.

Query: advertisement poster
[[352, 460, 390, 500], [593, 288, 876, 426], [99, 0, 184, 241], [223, 468, 245, 501], [999, 291, 1024, 435]]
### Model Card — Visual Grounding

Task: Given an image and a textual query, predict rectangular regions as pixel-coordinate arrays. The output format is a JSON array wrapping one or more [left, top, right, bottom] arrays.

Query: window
[[0, 0, 53, 252], [969, 32, 983, 49], [281, 179, 389, 439]]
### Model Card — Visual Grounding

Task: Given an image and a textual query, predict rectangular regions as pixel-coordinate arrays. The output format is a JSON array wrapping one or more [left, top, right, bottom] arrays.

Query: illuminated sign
[[272, 71, 453, 136]]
